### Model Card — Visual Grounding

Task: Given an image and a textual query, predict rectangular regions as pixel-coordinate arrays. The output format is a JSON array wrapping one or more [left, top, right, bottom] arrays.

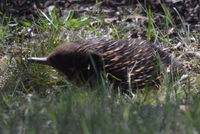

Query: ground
[[0, 0, 200, 134]]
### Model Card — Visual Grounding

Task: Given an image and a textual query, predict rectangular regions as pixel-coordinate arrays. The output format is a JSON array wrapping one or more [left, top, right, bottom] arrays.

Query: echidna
[[27, 38, 185, 91]]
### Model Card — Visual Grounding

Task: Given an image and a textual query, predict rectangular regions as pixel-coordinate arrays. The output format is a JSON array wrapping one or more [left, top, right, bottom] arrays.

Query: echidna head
[[27, 43, 103, 81], [47, 51, 89, 77]]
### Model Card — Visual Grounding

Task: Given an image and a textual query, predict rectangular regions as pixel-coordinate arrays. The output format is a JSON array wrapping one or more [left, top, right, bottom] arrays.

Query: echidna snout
[[27, 57, 50, 65]]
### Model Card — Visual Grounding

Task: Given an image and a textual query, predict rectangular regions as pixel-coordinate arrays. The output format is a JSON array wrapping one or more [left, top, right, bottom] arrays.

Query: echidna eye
[[67, 68, 75, 72]]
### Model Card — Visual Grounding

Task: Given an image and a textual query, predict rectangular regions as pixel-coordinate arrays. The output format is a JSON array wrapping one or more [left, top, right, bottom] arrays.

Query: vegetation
[[0, 2, 199, 134]]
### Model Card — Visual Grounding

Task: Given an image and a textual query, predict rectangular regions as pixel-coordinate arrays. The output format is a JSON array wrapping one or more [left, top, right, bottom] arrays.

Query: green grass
[[0, 4, 200, 134]]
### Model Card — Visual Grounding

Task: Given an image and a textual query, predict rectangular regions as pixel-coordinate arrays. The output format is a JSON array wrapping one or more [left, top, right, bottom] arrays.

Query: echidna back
[[78, 38, 186, 89]]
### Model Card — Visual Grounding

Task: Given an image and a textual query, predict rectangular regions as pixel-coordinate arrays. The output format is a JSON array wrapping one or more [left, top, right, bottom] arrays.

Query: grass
[[0, 3, 200, 134]]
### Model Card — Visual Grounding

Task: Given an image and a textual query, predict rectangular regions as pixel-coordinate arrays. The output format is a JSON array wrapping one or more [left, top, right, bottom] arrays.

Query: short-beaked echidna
[[27, 38, 185, 91]]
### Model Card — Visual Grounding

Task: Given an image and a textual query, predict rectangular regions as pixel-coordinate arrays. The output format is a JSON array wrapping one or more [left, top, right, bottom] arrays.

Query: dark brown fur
[[27, 38, 186, 91]]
